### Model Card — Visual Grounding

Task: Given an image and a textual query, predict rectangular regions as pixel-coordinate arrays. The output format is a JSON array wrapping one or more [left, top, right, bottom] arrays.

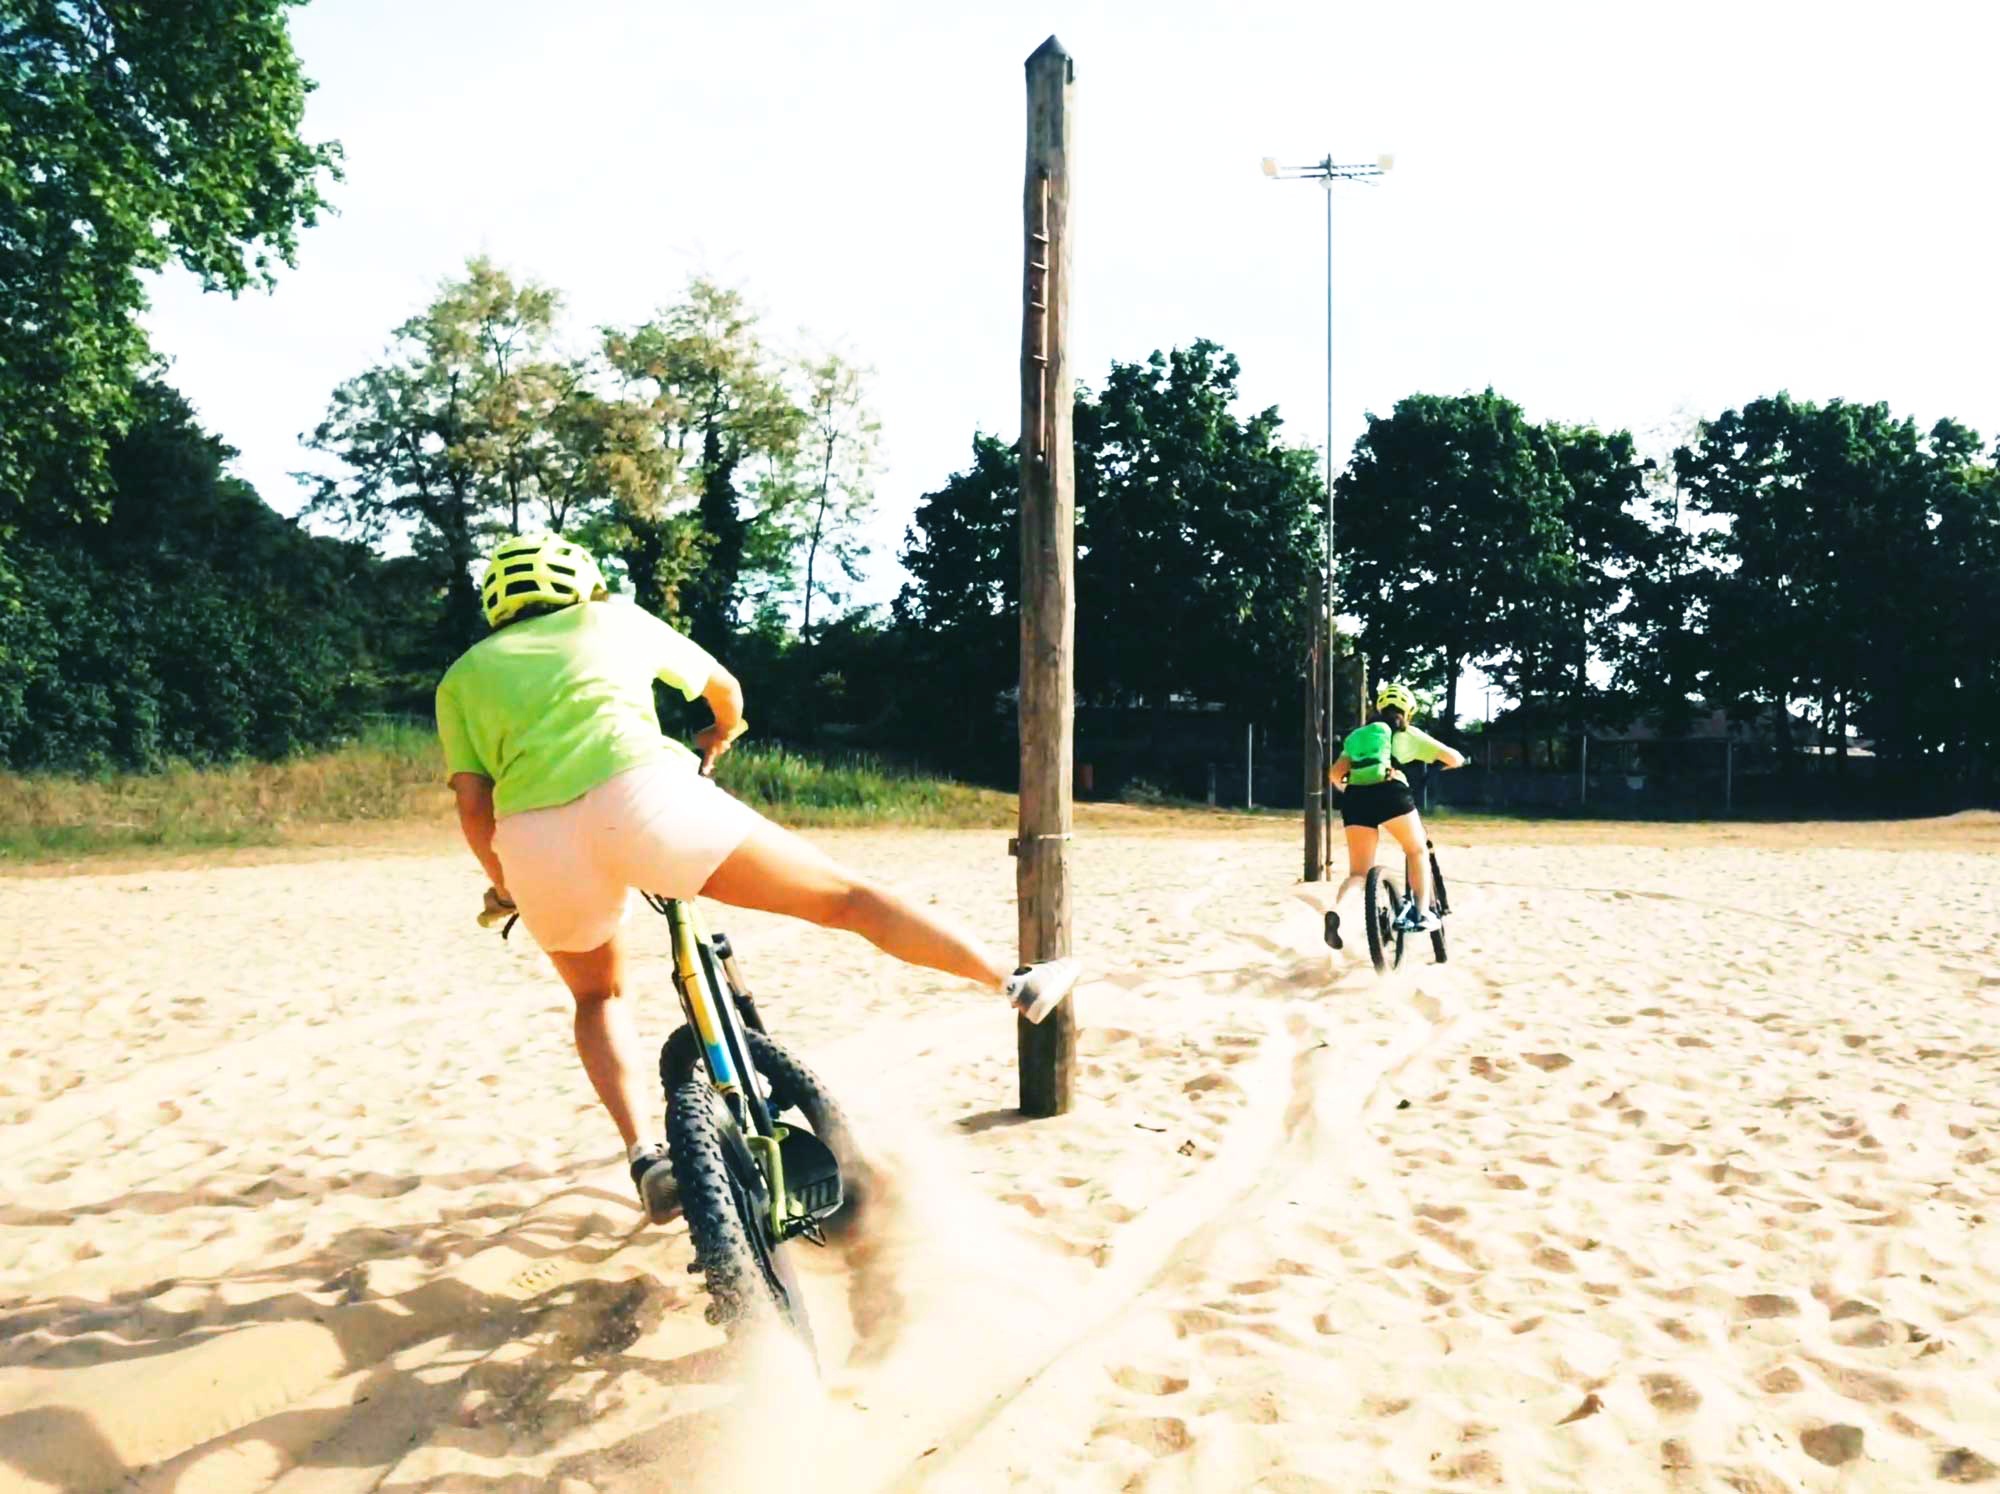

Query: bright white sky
[[145, 0, 2000, 628]]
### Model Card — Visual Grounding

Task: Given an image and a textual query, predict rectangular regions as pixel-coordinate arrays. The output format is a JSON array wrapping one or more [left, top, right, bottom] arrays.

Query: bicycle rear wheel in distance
[[1428, 851, 1450, 963], [1363, 866, 1406, 974]]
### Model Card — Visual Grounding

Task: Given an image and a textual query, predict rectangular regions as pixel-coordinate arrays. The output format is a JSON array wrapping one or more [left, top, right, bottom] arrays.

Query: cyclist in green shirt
[[1325, 682, 1465, 946], [437, 534, 1079, 1222]]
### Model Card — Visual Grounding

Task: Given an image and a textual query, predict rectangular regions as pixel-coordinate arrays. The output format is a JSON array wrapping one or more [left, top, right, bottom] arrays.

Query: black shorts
[[1339, 780, 1416, 830]]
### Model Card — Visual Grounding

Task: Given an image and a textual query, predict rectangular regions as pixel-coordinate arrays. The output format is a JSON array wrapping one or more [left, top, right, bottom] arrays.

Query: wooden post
[[1302, 573, 1324, 881], [1579, 732, 1589, 808], [1016, 35, 1076, 1118], [1245, 723, 1254, 809], [1304, 572, 1320, 876]]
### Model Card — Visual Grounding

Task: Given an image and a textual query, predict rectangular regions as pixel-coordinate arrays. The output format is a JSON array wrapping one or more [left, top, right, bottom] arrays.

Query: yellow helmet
[[479, 533, 606, 628], [1375, 681, 1418, 717]]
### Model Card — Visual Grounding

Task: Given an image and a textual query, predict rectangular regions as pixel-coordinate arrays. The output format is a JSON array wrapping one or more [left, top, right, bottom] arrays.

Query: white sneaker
[[1400, 904, 1441, 933], [1003, 958, 1080, 1024], [630, 1143, 679, 1223]]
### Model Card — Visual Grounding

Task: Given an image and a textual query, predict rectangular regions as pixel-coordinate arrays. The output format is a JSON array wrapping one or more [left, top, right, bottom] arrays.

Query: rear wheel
[[1426, 850, 1450, 963], [1363, 866, 1405, 974]]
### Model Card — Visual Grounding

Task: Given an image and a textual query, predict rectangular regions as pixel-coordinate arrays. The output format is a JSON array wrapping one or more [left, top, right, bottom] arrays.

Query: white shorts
[[492, 761, 762, 953]]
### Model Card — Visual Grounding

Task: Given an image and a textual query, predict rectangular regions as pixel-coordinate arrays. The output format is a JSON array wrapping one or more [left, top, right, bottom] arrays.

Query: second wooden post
[[1016, 35, 1076, 1117]]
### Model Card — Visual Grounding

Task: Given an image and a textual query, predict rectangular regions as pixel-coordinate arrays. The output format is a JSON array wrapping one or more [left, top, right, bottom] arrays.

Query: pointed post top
[[1026, 34, 1074, 78]]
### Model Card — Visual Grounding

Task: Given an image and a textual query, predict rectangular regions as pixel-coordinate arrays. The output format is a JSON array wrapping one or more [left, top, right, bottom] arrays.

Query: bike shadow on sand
[[0, 1156, 919, 1494]]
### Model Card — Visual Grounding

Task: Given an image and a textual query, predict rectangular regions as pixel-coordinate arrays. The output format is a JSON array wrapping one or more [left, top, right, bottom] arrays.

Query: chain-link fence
[[1423, 734, 1892, 816]]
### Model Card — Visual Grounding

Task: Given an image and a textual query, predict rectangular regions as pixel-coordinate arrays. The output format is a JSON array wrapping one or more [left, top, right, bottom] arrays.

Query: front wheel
[[1363, 866, 1406, 975], [663, 1026, 858, 1357], [666, 1073, 814, 1355]]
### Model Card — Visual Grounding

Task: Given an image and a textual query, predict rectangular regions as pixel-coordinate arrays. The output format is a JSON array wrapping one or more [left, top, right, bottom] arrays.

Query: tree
[[603, 279, 803, 641], [1336, 390, 1571, 724], [0, 0, 340, 524], [0, 381, 385, 770], [1937, 451, 2000, 786], [1075, 342, 1322, 724], [895, 434, 1020, 754], [1543, 423, 1659, 728], [794, 351, 878, 644], [1614, 447, 1711, 736], [303, 258, 574, 652], [897, 343, 1325, 752], [1672, 394, 1986, 776]]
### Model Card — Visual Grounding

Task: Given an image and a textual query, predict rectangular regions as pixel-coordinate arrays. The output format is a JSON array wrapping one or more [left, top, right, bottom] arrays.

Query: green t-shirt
[[435, 601, 718, 817], [1340, 721, 1451, 786]]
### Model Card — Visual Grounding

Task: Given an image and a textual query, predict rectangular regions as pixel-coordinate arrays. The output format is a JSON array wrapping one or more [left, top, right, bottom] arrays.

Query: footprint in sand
[[1094, 1415, 1192, 1454], [1109, 1365, 1190, 1396], [1183, 1073, 1242, 1098], [1758, 1367, 1805, 1397], [1737, 1293, 1800, 1319], [1641, 1373, 1702, 1415]]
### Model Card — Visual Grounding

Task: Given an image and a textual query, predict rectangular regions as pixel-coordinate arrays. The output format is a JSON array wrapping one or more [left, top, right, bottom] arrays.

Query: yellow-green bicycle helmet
[[1375, 681, 1418, 717], [479, 532, 606, 628]]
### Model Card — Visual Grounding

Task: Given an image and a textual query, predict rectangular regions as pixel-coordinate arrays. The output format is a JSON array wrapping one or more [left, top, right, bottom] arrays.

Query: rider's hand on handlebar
[[694, 717, 748, 776], [476, 885, 516, 929]]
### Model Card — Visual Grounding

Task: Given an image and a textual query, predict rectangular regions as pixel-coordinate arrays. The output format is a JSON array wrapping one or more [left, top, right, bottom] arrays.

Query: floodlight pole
[[1262, 152, 1389, 877]]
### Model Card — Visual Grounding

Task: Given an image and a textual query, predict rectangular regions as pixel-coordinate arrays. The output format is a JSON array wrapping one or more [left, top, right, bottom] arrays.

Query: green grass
[[713, 743, 1012, 827], [0, 724, 1012, 862], [0, 721, 447, 860]]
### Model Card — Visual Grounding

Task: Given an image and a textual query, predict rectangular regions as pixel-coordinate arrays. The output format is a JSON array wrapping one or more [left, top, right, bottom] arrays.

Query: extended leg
[[701, 821, 1010, 988]]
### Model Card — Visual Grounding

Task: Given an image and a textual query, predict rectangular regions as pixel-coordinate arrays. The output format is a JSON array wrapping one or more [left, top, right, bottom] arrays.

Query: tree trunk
[[684, 422, 743, 650], [440, 484, 483, 649], [1773, 694, 1795, 781], [1574, 612, 1589, 733], [802, 432, 835, 645], [617, 512, 675, 621]]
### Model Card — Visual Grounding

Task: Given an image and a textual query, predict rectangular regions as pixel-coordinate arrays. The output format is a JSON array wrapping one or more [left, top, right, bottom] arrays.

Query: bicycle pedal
[[779, 1127, 844, 1220]]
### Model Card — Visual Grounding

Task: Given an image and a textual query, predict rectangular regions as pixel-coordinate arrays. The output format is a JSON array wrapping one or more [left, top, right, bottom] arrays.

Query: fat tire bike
[[1361, 839, 1452, 974], [649, 893, 858, 1361], [493, 893, 859, 1363]]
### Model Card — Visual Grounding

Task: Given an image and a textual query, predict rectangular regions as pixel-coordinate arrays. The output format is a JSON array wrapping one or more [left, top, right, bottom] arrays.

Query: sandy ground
[[3, 811, 1998, 1493]]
